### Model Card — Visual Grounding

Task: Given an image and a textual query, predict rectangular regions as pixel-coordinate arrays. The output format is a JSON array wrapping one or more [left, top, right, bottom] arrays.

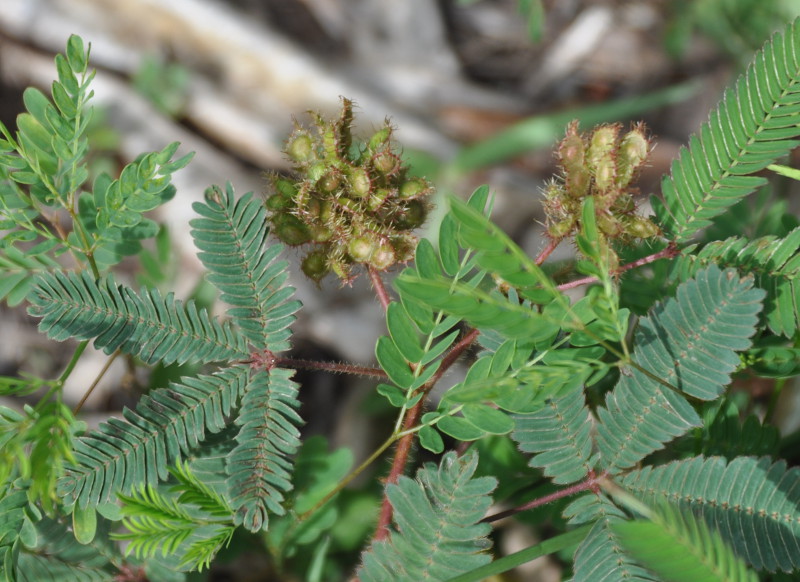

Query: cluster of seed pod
[[543, 120, 660, 244], [266, 98, 432, 283]]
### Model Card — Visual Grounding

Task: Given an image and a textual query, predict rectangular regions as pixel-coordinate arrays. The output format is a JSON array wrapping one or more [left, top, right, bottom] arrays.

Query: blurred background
[[2, 1, 799, 580]]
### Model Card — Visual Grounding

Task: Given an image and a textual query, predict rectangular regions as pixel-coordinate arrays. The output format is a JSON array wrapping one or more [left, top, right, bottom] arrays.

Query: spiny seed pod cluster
[[543, 120, 660, 243], [266, 98, 432, 283]]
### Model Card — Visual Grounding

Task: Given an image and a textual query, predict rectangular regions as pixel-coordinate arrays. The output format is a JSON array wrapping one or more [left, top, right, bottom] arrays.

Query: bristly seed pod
[[616, 123, 650, 188], [348, 235, 376, 262], [273, 214, 311, 246], [286, 132, 315, 163], [265, 98, 432, 283], [399, 177, 429, 199], [347, 167, 371, 198], [302, 249, 329, 282], [542, 119, 657, 253], [368, 241, 395, 270]]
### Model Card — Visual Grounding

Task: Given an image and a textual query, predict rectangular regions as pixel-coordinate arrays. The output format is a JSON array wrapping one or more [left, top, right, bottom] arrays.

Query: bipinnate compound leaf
[[448, 196, 558, 302], [226, 368, 302, 532], [675, 227, 800, 337], [573, 518, 658, 582], [0, 486, 29, 582], [28, 271, 248, 365], [512, 388, 598, 485], [655, 18, 800, 243], [16, 517, 114, 581], [357, 451, 496, 582], [622, 456, 800, 572], [190, 183, 300, 352], [612, 502, 758, 582], [634, 264, 763, 401], [596, 266, 763, 472], [58, 366, 250, 508]]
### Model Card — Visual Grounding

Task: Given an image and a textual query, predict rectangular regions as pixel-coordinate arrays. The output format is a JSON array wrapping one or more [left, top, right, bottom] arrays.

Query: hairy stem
[[368, 265, 392, 311], [274, 356, 388, 379], [372, 327, 481, 541], [482, 471, 607, 524], [535, 237, 563, 265], [557, 243, 679, 292]]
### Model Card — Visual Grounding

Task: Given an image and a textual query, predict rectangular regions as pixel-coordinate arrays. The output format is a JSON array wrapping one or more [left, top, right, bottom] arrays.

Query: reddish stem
[[372, 327, 481, 541], [368, 265, 392, 312], [535, 237, 562, 265], [275, 356, 388, 379], [481, 470, 608, 524], [556, 243, 679, 292]]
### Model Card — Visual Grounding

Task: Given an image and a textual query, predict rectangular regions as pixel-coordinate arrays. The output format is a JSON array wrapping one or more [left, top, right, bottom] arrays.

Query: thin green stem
[[765, 377, 787, 424], [58, 340, 89, 385], [74, 348, 121, 414], [296, 434, 398, 522], [445, 525, 592, 582]]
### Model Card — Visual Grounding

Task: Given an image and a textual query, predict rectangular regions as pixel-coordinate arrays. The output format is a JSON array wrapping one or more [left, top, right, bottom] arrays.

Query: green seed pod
[[368, 241, 395, 270], [346, 166, 372, 198], [558, 124, 586, 173], [309, 223, 333, 242], [372, 151, 401, 176], [617, 125, 650, 188], [301, 249, 329, 282], [273, 214, 312, 246], [611, 195, 636, 215], [337, 196, 360, 214], [368, 126, 392, 151], [399, 177, 429, 199], [265, 194, 291, 211], [392, 233, 417, 262], [318, 169, 342, 193], [588, 125, 619, 157], [272, 177, 298, 199], [593, 161, 617, 194], [286, 132, 315, 162], [548, 218, 575, 239], [587, 125, 619, 187], [394, 199, 427, 230], [307, 163, 327, 183], [597, 212, 622, 237], [318, 199, 333, 223], [624, 215, 660, 239], [368, 188, 392, 212], [330, 258, 352, 280], [348, 234, 377, 262], [565, 168, 591, 199]]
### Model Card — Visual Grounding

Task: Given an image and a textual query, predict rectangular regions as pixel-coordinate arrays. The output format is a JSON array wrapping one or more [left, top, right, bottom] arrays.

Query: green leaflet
[[114, 469, 235, 572], [0, 246, 59, 307], [58, 366, 250, 508], [573, 519, 659, 582], [395, 275, 558, 344], [674, 227, 800, 337], [16, 517, 115, 582], [512, 389, 598, 485], [622, 456, 800, 572], [596, 265, 764, 472], [447, 196, 558, 303], [612, 503, 758, 582], [655, 17, 800, 242], [225, 368, 302, 532], [357, 452, 496, 582], [28, 271, 248, 365], [0, 486, 29, 582], [190, 183, 300, 352]]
